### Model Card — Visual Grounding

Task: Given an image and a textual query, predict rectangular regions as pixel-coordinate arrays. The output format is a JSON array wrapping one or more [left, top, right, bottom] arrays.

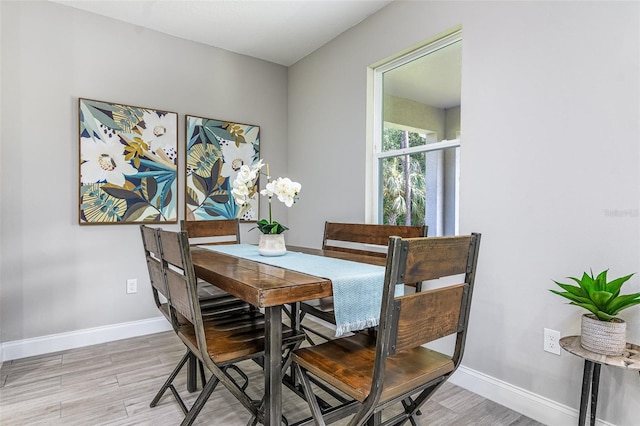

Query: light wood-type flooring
[[0, 319, 545, 426]]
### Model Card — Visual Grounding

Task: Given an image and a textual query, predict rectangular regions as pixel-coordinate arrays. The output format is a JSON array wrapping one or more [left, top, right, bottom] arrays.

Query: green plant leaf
[[569, 301, 600, 317], [590, 291, 614, 310], [254, 219, 288, 234], [549, 290, 594, 307], [606, 293, 640, 315], [595, 269, 608, 292], [553, 281, 587, 298], [604, 273, 634, 298], [552, 269, 639, 319], [570, 273, 595, 295]]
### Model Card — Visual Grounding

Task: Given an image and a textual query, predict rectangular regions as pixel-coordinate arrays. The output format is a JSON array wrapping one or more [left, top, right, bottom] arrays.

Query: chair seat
[[179, 311, 305, 364], [292, 332, 454, 403]]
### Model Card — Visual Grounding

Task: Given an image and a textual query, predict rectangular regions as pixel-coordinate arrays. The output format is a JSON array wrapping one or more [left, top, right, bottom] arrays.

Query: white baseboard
[[1, 317, 172, 362], [450, 365, 615, 426]]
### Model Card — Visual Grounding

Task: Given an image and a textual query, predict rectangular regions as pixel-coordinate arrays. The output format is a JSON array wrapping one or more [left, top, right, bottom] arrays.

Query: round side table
[[560, 336, 640, 426]]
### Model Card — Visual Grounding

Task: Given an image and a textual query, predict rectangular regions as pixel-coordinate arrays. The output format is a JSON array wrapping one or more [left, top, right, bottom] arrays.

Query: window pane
[[380, 147, 458, 236], [383, 127, 432, 151], [381, 39, 462, 153]]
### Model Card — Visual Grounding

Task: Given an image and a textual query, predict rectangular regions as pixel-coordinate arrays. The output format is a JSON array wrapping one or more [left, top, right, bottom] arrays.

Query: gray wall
[[287, 1, 639, 425], [2, 1, 640, 424], [0, 1, 288, 341]]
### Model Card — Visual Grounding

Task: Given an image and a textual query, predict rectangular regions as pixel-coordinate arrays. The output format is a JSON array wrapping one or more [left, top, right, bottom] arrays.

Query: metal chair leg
[[296, 364, 327, 426], [150, 349, 191, 412], [180, 375, 221, 426]]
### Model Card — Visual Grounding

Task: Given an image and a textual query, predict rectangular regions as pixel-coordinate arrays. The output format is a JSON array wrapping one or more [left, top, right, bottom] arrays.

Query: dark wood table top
[[190, 245, 386, 308]]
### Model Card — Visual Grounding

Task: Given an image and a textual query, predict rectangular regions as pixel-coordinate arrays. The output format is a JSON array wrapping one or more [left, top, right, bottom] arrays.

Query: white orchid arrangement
[[231, 159, 301, 234]]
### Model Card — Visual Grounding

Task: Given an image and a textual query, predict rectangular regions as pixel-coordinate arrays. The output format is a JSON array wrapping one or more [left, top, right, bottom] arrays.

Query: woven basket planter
[[580, 314, 626, 355]]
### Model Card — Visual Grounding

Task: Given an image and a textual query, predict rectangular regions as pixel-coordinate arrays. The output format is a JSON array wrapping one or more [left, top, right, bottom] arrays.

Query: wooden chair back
[[377, 233, 481, 384], [181, 219, 240, 245], [140, 225, 169, 313], [322, 221, 428, 257], [157, 229, 201, 329]]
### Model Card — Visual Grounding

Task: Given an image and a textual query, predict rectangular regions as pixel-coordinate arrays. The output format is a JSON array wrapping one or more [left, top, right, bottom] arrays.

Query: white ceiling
[[51, 0, 460, 109], [50, 0, 394, 66]]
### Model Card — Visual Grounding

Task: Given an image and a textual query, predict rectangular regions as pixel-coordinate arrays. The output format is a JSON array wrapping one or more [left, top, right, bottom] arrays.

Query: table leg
[[265, 305, 283, 426], [289, 302, 302, 386], [578, 360, 594, 426], [187, 352, 197, 392], [590, 363, 601, 426]]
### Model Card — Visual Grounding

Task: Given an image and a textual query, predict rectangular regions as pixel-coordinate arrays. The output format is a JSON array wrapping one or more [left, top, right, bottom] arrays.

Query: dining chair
[[292, 233, 481, 426], [141, 224, 250, 411], [142, 225, 206, 413], [181, 219, 253, 316], [299, 222, 427, 341], [156, 228, 306, 426]]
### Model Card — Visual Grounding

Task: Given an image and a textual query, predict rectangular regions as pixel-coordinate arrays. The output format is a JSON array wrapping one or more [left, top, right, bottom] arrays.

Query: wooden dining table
[[190, 245, 386, 426]]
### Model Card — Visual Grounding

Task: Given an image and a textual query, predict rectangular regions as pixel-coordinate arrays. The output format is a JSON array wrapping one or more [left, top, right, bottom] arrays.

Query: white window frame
[[370, 30, 462, 231]]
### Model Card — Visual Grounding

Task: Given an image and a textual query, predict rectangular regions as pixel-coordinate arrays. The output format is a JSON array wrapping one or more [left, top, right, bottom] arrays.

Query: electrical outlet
[[544, 328, 561, 355], [126, 278, 137, 294]]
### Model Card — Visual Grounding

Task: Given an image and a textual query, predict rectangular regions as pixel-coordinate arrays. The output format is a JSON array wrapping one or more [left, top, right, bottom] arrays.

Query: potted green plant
[[551, 269, 640, 355], [231, 159, 301, 256]]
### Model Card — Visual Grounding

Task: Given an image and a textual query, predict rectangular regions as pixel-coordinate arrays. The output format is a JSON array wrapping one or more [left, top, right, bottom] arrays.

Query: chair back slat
[[323, 222, 427, 255], [402, 236, 473, 283], [157, 229, 200, 327], [147, 257, 166, 295], [141, 225, 161, 255], [181, 219, 240, 244], [160, 229, 187, 268], [393, 283, 465, 353], [140, 225, 168, 298], [165, 266, 195, 324]]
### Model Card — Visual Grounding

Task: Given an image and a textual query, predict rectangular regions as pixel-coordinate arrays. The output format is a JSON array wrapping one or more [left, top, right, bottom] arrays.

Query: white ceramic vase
[[258, 233, 287, 257]]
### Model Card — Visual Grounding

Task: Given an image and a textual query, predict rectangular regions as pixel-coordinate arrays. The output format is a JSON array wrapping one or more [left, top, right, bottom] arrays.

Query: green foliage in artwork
[[80, 184, 127, 223], [141, 177, 158, 201], [194, 119, 239, 148], [185, 115, 260, 220], [122, 202, 160, 222], [208, 190, 229, 204], [80, 99, 178, 223], [124, 137, 150, 168], [222, 122, 246, 146]]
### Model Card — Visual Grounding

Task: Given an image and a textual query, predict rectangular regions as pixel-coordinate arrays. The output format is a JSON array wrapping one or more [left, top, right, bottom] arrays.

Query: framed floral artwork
[[185, 115, 260, 221], [79, 98, 178, 224]]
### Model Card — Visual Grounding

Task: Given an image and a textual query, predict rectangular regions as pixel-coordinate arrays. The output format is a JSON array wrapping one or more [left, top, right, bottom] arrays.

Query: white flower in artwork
[[231, 160, 265, 206], [141, 111, 176, 154], [81, 137, 137, 186], [220, 141, 257, 183]]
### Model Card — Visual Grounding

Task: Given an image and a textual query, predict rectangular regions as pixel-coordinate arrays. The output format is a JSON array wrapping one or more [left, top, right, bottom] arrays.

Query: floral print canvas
[[186, 115, 260, 221], [79, 99, 178, 224]]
